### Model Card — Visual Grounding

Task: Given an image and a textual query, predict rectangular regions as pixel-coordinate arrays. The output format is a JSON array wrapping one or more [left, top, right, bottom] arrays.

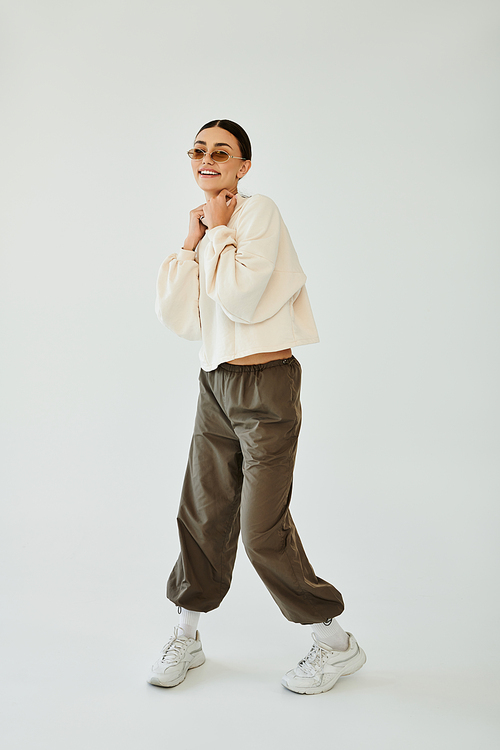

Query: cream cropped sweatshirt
[[155, 193, 320, 371]]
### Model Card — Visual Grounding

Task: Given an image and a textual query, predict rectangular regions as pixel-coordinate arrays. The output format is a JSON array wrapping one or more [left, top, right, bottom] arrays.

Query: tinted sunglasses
[[187, 148, 246, 163]]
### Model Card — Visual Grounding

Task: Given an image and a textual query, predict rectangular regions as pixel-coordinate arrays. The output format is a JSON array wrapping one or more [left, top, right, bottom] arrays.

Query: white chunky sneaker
[[148, 627, 206, 687], [282, 632, 366, 695]]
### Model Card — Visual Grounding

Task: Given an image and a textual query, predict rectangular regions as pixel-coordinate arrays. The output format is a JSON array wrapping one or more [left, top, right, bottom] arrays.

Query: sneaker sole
[[148, 651, 206, 688], [281, 646, 367, 695]]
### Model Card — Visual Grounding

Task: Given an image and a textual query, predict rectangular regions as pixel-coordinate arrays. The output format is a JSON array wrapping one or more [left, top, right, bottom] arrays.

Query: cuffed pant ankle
[[167, 356, 344, 624]]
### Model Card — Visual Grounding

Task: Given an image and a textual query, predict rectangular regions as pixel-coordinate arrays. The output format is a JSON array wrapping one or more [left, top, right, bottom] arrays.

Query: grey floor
[[3, 549, 499, 750]]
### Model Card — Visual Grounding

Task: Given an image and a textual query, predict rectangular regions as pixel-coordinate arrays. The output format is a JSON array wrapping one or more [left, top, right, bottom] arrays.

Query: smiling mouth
[[199, 170, 220, 176]]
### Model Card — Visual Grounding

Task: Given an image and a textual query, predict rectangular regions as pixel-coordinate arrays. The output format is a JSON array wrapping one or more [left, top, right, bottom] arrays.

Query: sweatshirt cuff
[[206, 225, 235, 245], [178, 248, 198, 262]]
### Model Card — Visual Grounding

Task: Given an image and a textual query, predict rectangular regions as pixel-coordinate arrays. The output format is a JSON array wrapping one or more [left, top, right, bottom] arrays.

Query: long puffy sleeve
[[203, 195, 306, 325], [155, 248, 202, 340]]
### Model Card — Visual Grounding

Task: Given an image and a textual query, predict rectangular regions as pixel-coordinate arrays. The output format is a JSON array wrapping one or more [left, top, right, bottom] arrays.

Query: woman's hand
[[202, 190, 237, 230], [183, 204, 207, 251]]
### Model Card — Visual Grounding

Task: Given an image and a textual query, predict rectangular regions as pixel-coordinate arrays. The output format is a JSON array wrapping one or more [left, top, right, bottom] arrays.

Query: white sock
[[310, 618, 349, 651], [177, 608, 201, 639]]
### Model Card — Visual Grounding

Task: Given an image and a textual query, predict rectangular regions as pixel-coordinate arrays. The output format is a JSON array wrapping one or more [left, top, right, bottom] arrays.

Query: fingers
[[205, 191, 236, 210], [196, 191, 236, 230], [218, 189, 235, 200], [189, 205, 207, 227], [204, 190, 234, 204]]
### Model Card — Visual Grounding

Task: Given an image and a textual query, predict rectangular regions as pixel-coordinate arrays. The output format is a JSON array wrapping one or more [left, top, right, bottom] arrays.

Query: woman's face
[[191, 126, 251, 197]]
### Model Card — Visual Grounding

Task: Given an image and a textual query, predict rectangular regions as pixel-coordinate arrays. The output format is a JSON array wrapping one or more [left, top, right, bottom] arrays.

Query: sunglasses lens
[[212, 150, 229, 163], [188, 148, 204, 160]]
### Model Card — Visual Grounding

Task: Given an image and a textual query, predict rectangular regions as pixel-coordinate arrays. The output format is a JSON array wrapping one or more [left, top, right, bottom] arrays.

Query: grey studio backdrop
[[1, 1, 499, 749]]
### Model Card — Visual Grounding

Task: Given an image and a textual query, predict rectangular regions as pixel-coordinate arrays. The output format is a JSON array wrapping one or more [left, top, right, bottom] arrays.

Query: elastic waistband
[[218, 355, 299, 373]]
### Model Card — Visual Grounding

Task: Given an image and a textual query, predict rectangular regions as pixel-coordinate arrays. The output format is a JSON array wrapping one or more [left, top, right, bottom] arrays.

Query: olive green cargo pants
[[167, 356, 344, 624]]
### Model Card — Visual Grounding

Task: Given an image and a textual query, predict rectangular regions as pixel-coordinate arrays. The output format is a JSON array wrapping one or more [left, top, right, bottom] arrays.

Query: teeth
[[200, 170, 219, 175]]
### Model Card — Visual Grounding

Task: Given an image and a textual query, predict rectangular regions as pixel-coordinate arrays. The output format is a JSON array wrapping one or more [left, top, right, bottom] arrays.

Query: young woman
[[151, 119, 366, 694]]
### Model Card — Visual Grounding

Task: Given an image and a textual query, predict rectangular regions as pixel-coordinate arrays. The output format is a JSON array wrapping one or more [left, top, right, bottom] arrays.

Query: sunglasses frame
[[187, 148, 246, 163]]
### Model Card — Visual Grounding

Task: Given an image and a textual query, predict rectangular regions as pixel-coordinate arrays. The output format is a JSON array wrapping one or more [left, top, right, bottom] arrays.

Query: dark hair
[[195, 119, 252, 161]]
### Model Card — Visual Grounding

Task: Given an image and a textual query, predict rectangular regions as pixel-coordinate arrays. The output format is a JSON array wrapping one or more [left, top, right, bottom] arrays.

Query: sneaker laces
[[160, 628, 189, 665], [296, 635, 330, 677]]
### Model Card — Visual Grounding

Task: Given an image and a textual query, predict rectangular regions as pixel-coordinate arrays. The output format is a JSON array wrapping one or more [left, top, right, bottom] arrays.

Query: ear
[[237, 160, 251, 179]]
